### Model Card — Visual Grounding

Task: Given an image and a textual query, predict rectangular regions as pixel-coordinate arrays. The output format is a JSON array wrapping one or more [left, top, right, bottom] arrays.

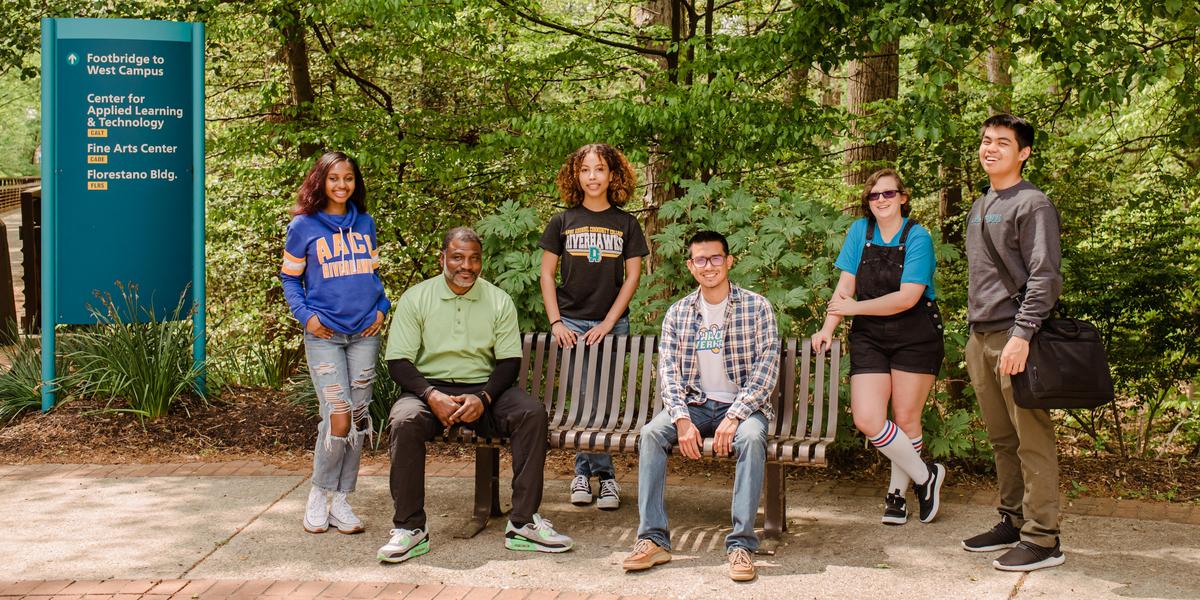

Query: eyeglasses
[[867, 190, 901, 202], [688, 255, 726, 267]]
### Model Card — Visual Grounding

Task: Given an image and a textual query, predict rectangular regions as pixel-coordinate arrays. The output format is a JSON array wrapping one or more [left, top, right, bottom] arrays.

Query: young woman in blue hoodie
[[281, 151, 390, 535]]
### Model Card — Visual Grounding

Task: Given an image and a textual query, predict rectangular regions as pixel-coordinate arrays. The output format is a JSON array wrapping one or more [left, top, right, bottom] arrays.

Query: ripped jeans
[[304, 331, 379, 493]]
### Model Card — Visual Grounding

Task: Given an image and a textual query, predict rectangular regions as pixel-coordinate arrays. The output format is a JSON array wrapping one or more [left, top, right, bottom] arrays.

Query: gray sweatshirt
[[965, 180, 1062, 340]]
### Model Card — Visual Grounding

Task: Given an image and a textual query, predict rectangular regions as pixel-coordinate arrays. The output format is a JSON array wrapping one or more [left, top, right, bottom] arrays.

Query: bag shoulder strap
[[978, 195, 1024, 303]]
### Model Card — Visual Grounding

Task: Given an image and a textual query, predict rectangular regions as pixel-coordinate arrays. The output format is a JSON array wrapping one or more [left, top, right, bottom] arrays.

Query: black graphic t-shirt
[[539, 204, 650, 320]]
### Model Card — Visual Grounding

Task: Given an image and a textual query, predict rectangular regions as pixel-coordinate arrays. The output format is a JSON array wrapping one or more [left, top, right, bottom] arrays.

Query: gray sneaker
[[504, 514, 574, 552], [377, 528, 429, 563]]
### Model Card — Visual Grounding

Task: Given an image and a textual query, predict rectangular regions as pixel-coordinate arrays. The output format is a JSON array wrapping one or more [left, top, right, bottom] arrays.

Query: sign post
[[40, 18, 205, 410]]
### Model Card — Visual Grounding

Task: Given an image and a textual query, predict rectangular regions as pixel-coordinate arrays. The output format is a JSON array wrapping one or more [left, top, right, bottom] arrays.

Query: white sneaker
[[329, 491, 365, 534], [504, 513, 574, 552], [378, 528, 429, 563], [303, 486, 329, 533], [597, 478, 620, 510], [570, 475, 593, 505]]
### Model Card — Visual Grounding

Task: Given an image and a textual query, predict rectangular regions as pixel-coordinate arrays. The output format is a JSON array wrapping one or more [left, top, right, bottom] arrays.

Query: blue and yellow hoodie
[[280, 202, 390, 335]]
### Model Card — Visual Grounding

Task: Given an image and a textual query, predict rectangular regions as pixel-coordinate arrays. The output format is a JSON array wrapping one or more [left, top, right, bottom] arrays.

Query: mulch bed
[[1, 386, 1197, 503]]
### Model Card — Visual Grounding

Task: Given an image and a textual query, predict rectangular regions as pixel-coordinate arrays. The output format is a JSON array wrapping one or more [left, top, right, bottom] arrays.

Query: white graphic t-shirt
[[696, 296, 739, 403]]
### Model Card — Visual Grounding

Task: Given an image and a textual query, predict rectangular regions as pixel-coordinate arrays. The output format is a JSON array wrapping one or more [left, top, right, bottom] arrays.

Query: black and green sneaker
[[504, 513, 574, 553], [377, 528, 429, 563]]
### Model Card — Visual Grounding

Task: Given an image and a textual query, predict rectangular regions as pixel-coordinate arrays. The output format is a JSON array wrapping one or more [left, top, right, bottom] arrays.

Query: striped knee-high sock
[[869, 421, 929, 487], [888, 435, 923, 493]]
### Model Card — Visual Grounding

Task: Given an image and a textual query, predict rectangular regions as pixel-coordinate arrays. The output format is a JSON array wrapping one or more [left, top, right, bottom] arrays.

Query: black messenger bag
[[979, 201, 1114, 410]]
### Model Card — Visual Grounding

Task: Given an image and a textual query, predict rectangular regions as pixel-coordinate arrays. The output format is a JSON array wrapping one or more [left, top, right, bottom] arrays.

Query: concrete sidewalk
[[2, 462, 1198, 599]]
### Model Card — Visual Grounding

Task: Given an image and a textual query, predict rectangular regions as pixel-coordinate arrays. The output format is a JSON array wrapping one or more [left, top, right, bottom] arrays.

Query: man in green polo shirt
[[376, 227, 574, 564]]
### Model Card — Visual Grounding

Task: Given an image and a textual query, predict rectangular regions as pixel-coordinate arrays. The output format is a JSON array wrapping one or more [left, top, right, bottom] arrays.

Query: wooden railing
[[0, 177, 39, 212]]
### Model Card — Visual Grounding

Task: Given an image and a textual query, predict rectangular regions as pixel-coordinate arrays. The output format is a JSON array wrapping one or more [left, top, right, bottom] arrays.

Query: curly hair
[[291, 151, 367, 216], [858, 168, 911, 218], [554, 143, 638, 207]]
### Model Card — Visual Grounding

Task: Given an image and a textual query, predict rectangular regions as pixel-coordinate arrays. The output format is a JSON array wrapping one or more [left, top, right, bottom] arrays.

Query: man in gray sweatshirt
[[960, 114, 1065, 572]]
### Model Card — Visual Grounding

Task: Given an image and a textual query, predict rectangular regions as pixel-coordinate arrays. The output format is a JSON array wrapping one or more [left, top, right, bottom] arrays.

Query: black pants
[[387, 383, 548, 531]]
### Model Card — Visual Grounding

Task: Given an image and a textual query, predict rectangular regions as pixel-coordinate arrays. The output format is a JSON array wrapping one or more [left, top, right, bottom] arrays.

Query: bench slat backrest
[[519, 333, 840, 462]]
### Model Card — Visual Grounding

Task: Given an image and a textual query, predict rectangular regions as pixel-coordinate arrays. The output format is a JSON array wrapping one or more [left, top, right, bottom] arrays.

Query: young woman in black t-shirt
[[539, 143, 649, 511]]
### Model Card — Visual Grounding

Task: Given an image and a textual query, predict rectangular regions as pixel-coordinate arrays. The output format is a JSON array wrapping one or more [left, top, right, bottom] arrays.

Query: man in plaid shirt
[[622, 230, 779, 582]]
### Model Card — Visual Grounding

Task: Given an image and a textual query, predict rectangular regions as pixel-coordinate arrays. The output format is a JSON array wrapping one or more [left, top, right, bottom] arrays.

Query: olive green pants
[[966, 330, 1061, 546]]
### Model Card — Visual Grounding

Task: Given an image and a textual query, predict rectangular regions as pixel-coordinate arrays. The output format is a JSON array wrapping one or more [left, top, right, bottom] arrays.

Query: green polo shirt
[[384, 275, 522, 383]]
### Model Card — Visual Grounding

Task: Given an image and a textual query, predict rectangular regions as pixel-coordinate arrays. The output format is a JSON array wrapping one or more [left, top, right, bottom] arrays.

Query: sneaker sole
[[920, 464, 946, 523], [505, 538, 573, 553], [730, 570, 757, 582], [993, 553, 1065, 571], [303, 523, 328, 534], [623, 553, 671, 571], [571, 492, 594, 505], [881, 514, 907, 525], [378, 539, 430, 564], [329, 515, 364, 534], [962, 540, 1019, 552], [597, 499, 619, 511]]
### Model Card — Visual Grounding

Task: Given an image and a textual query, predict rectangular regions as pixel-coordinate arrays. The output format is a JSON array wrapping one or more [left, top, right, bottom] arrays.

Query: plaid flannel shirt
[[657, 283, 780, 423]]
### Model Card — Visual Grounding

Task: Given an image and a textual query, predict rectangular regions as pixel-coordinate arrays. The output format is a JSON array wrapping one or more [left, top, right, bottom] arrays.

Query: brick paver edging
[[2, 461, 1197, 525], [0, 579, 659, 600]]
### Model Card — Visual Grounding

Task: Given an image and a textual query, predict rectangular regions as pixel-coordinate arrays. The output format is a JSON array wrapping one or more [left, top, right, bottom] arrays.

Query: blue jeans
[[561, 316, 629, 479], [636, 400, 768, 552], [304, 331, 380, 493]]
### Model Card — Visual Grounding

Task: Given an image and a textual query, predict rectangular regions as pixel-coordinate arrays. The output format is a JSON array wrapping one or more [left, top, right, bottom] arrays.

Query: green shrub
[[635, 178, 855, 337], [476, 199, 548, 332], [61, 284, 204, 421], [0, 336, 47, 424], [210, 335, 305, 390]]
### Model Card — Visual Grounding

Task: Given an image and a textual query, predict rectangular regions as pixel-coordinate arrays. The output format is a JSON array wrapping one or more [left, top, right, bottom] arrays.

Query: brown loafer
[[623, 538, 671, 572], [728, 547, 756, 581]]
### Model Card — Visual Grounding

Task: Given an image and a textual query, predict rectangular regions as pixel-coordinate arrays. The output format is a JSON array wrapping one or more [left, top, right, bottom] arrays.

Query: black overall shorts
[[847, 219, 945, 376]]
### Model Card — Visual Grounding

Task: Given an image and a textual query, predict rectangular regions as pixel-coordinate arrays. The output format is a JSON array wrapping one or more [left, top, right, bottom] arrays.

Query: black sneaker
[[962, 514, 1021, 552], [596, 477, 620, 510], [993, 539, 1065, 572], [912, 462, 945, 523], [881, 490, 907, 525], [570, 475, 593, 506]]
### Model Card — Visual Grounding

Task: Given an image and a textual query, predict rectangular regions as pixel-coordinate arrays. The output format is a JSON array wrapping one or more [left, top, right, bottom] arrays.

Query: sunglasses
[[688, 255, 726, 268], [867, 189, 901, 202]]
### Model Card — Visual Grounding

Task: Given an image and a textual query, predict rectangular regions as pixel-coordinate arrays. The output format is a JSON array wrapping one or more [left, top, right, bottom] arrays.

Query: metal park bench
[[446, 333, 842, 554]]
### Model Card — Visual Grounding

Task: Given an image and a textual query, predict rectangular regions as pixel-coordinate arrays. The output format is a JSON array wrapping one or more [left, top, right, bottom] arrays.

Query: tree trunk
[[786, 66, 810, 105], [632, 0, 678, 276], [987, 45, 1012, 115], [844, 41, 899, 187], [281, 7, 320, 159], [939, 78, 965, 248], [939, 152, 966, 405], [820, 67, 841, 108]]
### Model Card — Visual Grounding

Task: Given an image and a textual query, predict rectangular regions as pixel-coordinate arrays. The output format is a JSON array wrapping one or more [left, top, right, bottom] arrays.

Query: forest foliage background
[[1, 0, 1198, 464]]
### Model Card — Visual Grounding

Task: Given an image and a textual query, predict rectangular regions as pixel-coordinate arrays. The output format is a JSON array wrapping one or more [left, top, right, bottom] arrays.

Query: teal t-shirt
[[834, 217, 937, 300]]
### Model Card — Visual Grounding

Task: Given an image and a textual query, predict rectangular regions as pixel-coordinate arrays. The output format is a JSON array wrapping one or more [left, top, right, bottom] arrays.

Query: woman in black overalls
[[812, 168, 947, 526]]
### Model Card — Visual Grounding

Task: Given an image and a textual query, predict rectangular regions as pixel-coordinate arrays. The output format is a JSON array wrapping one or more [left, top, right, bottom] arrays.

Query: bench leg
[[454, 446, 503, 538], [759, 463, 786, 555]]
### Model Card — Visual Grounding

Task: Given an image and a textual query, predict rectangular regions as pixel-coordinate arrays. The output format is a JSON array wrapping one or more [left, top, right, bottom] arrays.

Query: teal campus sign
[[40, 18, 205, 409]]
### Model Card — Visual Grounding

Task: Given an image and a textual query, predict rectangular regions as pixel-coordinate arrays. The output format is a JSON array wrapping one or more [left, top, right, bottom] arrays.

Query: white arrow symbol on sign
[[67, 53, 78, 65]]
